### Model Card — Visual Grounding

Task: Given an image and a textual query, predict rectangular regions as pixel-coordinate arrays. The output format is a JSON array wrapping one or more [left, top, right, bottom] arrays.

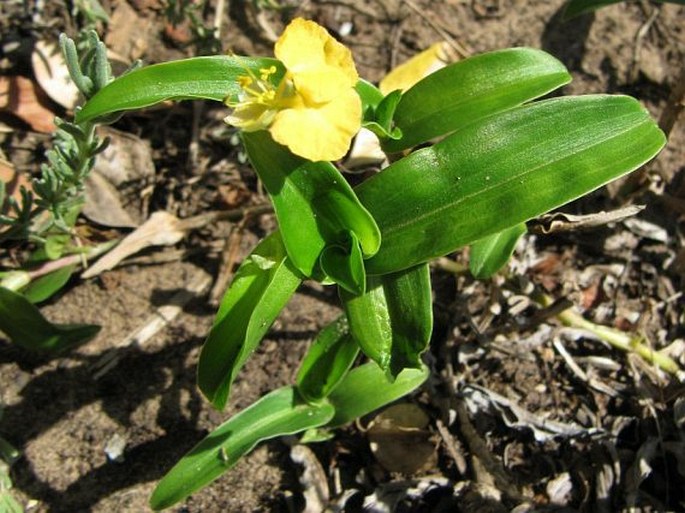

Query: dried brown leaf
[[0, 75, 57, 133], [31, 40, 81, 110]]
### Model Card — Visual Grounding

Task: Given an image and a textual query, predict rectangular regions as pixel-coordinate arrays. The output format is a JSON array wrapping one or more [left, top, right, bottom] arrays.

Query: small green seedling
[[73, 18, 666, 509]]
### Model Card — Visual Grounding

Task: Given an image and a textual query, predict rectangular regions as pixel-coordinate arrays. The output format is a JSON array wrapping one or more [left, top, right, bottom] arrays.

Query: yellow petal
[[269, 89, 361, 162], [379, 42, 453, 95], [292, 66, 351, 104], [275, 18, 358, 103]]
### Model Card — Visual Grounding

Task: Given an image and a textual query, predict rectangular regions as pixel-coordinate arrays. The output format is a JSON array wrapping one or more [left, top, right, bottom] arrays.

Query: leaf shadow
[[2, 335, 207, 512], [540, 4, 594, 74]]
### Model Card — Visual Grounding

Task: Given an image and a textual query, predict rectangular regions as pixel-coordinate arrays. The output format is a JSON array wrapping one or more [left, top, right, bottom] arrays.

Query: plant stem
[[0, 239, 118, 292], [537, 292, 681, 376]]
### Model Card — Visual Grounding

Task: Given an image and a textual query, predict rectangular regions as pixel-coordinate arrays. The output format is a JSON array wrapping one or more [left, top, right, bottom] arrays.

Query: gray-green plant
[[0, 31, 134, 353]]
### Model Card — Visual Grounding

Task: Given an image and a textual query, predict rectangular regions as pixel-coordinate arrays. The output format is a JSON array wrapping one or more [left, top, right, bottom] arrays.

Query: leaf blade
[[242, 131, 380, 285], [150, 386, 334, 511], [341, 263, 433, 375], [0, 286, 99, 352], [361, 95, 666, 274], [469, 223, 527, 279], [383, 47, 572, 152], [327, 363, 429, 428], [197, 232, 302, 410], [296, 316, 359, 402], [76, 56, 285, 123]]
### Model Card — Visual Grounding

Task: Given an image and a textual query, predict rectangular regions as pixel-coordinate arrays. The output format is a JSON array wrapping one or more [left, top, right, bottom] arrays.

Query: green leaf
[[563, 0, 684, 19], [0, 492, 23, 513], [150, 386, 334, 511], [383, 48, 571, 152], [0, 436, 19, 465], [197, 232, 302, 410], [562, 0, 622, 17], [363, 90, 403, 141], [22, 264, 76, 303], [360, 95, 666, 275], [327, 363, 429, 428], [0, 286, 100, 352], [341, 264, 432, 376], [319, 230, 366, 295], [76, 56, 285, 123], [296, 316, 359, 403], [356, 79, 385, 121], [241, 131, 381, 283], [469, 223, 527, 279]]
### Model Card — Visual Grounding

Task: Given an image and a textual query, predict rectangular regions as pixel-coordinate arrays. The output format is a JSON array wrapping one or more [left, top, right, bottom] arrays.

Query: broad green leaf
[[197, 232, 302, 410], [0, 286, 99, 352], [360, 95, 666, 275], [150, 386, 334, 511], [341, 264, 432, 376], [296, 316, 359, 403], [469, 223, 527, 279], [563, 0, 684, 19], [22, 264, 76, 303], [319, 230, 366, 295], [383, 47, 572, 152], [327, 363, 429, 428], [242, 131, 381, 283], [76, 56, 285, 123]]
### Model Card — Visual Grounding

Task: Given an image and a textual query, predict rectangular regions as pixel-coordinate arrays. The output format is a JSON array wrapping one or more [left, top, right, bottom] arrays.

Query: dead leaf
[[623, 217, 668, 243], [82, 211, 187, 278], [105, 0, 150, 61], [94, 127, 155, 185], [367, 403, 437, 474], [81, 127, 155, 227], [31, 40, 81, 110], [528, 205, 645, 235], [0, 75, 57, 133], [290, 445, 329, 513], [546, 472, 573, 505], [216, 183, 251, 209], [83, 171, 138, 228]]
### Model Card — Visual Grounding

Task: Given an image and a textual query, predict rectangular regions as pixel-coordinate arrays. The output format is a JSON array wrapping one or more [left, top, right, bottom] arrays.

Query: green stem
[[0, 239, 118, 292], [538, 292, 681, 376]]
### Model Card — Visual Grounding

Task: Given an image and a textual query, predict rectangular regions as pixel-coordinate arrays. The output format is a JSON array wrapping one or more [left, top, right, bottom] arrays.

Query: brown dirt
[[1, 1, 684, 512]]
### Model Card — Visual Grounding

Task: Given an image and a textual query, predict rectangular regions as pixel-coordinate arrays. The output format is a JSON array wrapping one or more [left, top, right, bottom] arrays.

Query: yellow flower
[[224, 18, 362, 162]]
